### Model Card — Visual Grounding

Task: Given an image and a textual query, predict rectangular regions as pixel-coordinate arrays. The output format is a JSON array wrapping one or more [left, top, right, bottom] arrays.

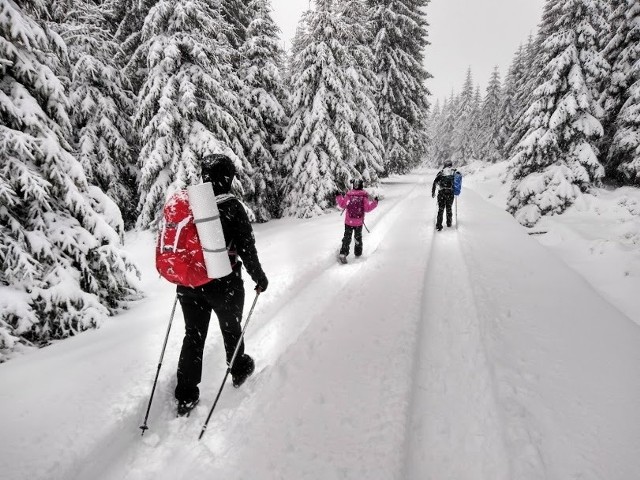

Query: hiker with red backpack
[[336, 179, 378, 264], [158, 154, 268, 416]]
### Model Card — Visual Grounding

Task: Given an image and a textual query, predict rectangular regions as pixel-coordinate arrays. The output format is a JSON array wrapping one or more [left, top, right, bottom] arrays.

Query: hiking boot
[[338, 254, 348, 264], [436, 225, 443, 231], [232, 355, 255, 388], [177, 398, 199, 417]]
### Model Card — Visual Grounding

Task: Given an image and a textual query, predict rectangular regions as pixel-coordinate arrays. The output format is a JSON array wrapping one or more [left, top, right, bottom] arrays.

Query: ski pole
[[140, 295, 179, 436], [363, 222, 370, 233], [199, 292, 260, 440], [455, 196, 458, 229]]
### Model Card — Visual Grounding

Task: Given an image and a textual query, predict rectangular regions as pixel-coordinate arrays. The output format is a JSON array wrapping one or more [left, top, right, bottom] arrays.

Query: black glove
[[255, 274, 268, 293], [432, 192, 435, 198], [374, 196, 379, 201]]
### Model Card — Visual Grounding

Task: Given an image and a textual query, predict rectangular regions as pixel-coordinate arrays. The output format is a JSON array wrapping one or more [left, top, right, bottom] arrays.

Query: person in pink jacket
[[336, 179, 378, 263]]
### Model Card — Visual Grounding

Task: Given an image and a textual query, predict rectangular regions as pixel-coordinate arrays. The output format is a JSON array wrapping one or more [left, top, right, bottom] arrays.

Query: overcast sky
[[270, 0, 546, 102]]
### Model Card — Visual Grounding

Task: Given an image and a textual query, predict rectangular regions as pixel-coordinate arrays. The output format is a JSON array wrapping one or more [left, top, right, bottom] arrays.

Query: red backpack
[[155, 191, 211, 287]]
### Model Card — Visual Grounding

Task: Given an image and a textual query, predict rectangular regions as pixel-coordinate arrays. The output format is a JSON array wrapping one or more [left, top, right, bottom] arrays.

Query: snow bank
[[464, 161, 640, 326], [457, 189, 640, 479]]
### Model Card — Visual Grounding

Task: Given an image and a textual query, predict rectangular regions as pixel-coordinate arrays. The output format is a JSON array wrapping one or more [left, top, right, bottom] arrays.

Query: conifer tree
[[221, 0, 252, 52], [133, 0, 251, 229], [600, 0, 629, 168], [601, 0, 640, 184], [0, 0, 139, 360], [507, 0, 609, 227], [435, 92, 456, 165], [369, 0, 431, 174], [240, 0, 289, 220], [470, 85, 484, 160], [337, 0, 383, 184], [59, 0, 138, 227], [425, 99, 440, 163], [281, 0, 383, 218], [285, 10, 311, 84], [116, 0, 158, 94], [503, 37, 541, 158], [451, 68, 476, 164], [500, 44, 526, 157], [479, 66, 504, 163]]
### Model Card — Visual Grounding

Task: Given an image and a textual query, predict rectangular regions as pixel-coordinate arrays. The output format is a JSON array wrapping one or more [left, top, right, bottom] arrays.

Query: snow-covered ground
[[465, 161, 640, 326], [1, 170, 640, 480]]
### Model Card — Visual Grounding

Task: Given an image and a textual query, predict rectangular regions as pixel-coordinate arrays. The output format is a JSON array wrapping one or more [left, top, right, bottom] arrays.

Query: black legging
[[340, 225, 363, 256], [174, 270, 247, 402], [436, 190, 455, 228]]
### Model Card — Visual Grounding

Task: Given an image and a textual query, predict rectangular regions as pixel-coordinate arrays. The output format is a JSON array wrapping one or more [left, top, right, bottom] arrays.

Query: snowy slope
[[1, 172, 639, 480]]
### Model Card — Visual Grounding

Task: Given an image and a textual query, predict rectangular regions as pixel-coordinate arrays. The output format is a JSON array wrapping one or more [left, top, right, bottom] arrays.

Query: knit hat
[[201, 154, 236, 195]]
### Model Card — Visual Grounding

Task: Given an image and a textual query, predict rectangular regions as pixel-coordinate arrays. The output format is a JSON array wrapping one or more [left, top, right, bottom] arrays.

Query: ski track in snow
[[402, 220, 511, 480]]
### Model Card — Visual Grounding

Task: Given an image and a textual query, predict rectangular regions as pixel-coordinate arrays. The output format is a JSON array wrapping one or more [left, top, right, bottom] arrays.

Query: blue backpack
[[453, 172, 463, 196]]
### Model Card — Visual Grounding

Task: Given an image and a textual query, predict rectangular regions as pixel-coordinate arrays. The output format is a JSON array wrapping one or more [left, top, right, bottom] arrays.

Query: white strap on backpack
[[159, 217, 191, 252]]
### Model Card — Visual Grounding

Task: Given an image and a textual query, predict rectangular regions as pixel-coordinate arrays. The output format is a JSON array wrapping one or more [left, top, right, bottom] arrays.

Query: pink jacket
[[336, 189, 378, 227]]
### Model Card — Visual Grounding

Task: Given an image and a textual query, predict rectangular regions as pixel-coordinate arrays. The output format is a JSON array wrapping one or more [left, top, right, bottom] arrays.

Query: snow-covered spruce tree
[[337, 0, 383, 184], [281, 0, 383, 218], [0, 0, 140, 361], [425, 99, 440, 163], [479, 66, 505, 163], [500, 44, 527, 158], [115, 0, 158, 94], [507, 0, 610, 227], [615, 77, 640, 184], [450, 68, 476, 165], [432, 92, 456, 165], [503, 36, 542, 159], [58, 0, 138, 228], [470, 85, 484, 160], [221, 0, 252, 52], [285, 11, 311, 84], [133, 0, 252, 229], [599, 0, 629, 175], [369, 0, 431, 175], [601, 0, 640, 184], [239, 0, 288, 221]]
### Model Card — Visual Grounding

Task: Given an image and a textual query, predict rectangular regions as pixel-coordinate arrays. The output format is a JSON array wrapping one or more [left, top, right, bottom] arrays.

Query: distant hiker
[[336, 179, 378, 263], [174, 154, 268, 416], [432, 160, 459, 231]]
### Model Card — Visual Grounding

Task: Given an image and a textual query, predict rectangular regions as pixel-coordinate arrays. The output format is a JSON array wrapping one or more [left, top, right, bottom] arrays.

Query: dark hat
[[201, 154, 236, 194], [353, 179, 364, 190], [444, 160, 453, 168]]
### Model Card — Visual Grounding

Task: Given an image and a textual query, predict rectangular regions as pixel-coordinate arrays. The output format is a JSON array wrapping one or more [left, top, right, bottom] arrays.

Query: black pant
[[437, 190, 455, 228], [175, 270, 248, 402], [340, 225, 363, 256]]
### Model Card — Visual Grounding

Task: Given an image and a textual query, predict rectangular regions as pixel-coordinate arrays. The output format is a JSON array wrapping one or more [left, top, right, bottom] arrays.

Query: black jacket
[[432, 167, 457, 197], [217, 196, 267, 286]]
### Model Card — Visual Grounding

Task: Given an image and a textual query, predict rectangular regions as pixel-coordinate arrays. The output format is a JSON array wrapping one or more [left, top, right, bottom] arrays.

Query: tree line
[[428, 0, 640, 226], [0, 0, 430, 359]]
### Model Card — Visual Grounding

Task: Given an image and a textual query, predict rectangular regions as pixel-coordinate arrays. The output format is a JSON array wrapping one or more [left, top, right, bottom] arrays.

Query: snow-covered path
[[404, 220, 510, 480], [1, 172, 640, 480]]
